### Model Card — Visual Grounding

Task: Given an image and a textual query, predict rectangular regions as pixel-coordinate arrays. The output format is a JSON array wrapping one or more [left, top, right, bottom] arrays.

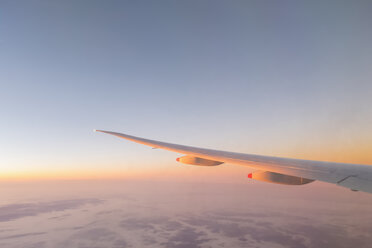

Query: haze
[[1, 1, 372, 247]]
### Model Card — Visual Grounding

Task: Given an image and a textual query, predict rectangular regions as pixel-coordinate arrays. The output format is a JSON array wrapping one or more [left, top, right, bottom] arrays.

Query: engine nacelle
[[176, 156, 223, 166], [248, 171, 314, 185]]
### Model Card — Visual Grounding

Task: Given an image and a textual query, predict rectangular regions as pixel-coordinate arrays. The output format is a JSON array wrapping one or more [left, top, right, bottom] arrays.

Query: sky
[[1, 0, 372, 181]]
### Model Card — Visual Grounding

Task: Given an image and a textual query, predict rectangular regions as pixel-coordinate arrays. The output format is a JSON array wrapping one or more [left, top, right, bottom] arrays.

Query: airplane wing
[[95, 130, 372, 194]]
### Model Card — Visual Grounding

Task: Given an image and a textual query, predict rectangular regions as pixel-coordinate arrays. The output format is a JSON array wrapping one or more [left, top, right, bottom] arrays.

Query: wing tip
[[94, 129, 105, 133]]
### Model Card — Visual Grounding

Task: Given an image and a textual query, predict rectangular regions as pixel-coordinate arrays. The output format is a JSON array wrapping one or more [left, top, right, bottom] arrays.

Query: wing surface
[[96, 130, 372, 194]]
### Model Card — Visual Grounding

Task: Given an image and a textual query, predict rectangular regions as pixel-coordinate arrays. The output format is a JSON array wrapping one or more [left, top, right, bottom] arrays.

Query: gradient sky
[[1, 0, 372, 180]]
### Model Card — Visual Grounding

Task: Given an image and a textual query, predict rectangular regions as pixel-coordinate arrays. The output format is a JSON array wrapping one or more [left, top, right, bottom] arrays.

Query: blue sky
[[1, 0, 372, 179]]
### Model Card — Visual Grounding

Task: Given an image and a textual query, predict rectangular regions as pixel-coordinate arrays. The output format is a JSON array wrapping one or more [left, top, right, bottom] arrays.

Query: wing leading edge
[[95, 130, 372, 194]]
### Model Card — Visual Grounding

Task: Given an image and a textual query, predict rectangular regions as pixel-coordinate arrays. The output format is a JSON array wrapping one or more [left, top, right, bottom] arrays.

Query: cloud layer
[[1, 181, 372, 248]]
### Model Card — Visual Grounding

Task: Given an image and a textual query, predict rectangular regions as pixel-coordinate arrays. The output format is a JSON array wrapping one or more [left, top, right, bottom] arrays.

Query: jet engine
[[247, 171, 314, 185], [176, 155, 223, 166]]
